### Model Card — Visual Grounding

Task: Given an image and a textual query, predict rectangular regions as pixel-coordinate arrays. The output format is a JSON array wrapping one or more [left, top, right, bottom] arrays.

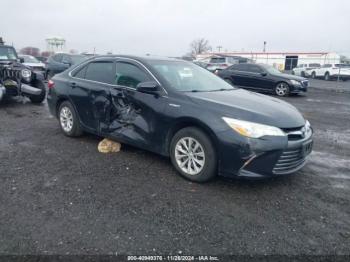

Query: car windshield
[[71, 55, 87, 64], [22, 55, 40, 63], [0, 46, 18, 60], [149, 60, 236, 92], [261, 64, 282, 74]]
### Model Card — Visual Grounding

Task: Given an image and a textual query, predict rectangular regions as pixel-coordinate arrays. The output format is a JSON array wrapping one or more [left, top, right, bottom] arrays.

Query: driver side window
[[115, 62, 152, 88]]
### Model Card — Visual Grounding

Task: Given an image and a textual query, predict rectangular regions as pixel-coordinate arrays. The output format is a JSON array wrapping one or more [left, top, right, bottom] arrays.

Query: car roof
[[89, 54, 183, 63]]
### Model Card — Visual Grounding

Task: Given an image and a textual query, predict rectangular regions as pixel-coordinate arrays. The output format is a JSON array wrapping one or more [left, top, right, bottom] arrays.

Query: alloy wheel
[[275, 83, 289, 96], [174, 137, 205, 176], [60, 106, 74, 133]]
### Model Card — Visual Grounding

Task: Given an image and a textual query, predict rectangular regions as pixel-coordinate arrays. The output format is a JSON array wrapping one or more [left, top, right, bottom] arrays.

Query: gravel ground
[[0, 82, 349, 256]]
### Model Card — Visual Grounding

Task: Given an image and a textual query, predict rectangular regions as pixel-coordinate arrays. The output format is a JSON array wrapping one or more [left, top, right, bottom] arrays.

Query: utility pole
[[217, 46, 223, 53], [263, 41, 267, 52]]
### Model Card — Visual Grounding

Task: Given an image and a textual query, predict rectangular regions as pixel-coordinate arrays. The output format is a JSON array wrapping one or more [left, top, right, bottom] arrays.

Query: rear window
[[210, 57, 225, 63]]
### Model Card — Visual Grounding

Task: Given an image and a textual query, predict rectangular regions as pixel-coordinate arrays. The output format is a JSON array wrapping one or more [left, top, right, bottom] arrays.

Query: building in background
[[196, 52, 344, 70], [46, 37, 66, 53]]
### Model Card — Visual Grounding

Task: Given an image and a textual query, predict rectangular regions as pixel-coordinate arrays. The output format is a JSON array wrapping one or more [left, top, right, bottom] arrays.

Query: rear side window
[[74, 65, 87, 78], [235, 64, 249, 71], [84, 61, 114, 84], [309, 63, 320, 67], [247, 64, 263, 73], [323, 64, 332, 68], [115, 62, 152, 88]]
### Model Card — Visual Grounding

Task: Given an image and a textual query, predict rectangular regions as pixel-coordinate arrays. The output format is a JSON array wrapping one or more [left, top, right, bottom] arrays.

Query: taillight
[[48, 80, 55, 89]]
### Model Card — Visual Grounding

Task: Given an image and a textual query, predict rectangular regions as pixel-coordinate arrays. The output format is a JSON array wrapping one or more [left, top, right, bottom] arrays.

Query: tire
[[291, 71, 295, 75], [224, 78, 233, 85], [170, 127, 217, 182], [275, 82, 290, 97], [301, 71, 305, 77], [58, 101, 82, 137], [311, 72, 316, 79], [324, 72, 330, 81], [29, 80, 46, 104]]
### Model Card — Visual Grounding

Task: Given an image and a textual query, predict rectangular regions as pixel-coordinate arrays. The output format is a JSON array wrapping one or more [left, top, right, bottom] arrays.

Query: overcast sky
[[1, 0, 350, 56]]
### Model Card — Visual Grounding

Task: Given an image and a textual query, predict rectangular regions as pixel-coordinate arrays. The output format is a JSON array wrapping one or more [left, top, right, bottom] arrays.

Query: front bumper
[[217, 128, 313, 179], [290, 81, 308, 93]]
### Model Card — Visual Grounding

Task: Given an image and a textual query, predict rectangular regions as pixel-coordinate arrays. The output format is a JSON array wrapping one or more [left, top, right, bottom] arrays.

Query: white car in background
[[309, 63, 350, 81], [292, 63, 321, 77], [19, 55, 46, 72]]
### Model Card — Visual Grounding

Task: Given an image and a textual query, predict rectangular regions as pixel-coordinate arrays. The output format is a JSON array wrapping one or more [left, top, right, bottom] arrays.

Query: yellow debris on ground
[[98, 138, 121, 153]]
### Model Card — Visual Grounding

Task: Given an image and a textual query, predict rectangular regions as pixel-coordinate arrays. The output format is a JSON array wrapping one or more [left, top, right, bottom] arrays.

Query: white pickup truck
[[309, 63, 350, 81], [292, 63, 321, 77]]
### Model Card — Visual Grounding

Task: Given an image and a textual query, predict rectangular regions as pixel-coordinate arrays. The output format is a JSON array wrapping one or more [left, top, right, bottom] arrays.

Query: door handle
[[70, 82, 77, 88]]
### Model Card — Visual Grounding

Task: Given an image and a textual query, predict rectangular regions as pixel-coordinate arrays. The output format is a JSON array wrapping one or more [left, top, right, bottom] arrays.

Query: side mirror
[[261, 72, 267, 76], [136, 81, 160, 94], [19, 58, 24, 63]]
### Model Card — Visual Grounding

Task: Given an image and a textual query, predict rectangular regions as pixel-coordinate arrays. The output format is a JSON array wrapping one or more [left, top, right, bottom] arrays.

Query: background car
[[292, 63, 321, 77], [309, 63, 350, 81], [47, 55, 312, 182], [205, 56, 235, 72], [46, 53, 87, 79], [19, 55, 46, 72], [217, 63, 308, 96], [0, 45, 46, 103], [35, 56, 48, 63]]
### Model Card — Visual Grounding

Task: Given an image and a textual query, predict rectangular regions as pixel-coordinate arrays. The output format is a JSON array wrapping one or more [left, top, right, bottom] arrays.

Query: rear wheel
[[301, 71, 305, 77], [170, 127, 217, 182], [311, 72, 316, 79], [275, 82, 290, 97], [58, 101, 82, 137], [29, 80, 46, 104], [324, 72, 330, 81]]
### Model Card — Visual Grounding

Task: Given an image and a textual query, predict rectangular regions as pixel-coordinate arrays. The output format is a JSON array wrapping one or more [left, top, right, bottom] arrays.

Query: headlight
[[21, 69, 32, 78], [305, 120, 312, 136], [222, 117, 286, 138], [290, 79, 301, 85]]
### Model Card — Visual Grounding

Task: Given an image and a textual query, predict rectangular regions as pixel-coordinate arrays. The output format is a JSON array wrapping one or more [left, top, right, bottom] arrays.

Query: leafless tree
[[190, 38, 212, 56]]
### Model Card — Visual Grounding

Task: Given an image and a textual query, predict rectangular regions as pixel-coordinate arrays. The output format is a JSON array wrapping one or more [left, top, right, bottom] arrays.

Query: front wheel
[[311, 72, 316, 79], [58, 101, 82, 137], [275, 82, 290, 97], [170, 127, 217, 182], [29, 80, 46, 104]]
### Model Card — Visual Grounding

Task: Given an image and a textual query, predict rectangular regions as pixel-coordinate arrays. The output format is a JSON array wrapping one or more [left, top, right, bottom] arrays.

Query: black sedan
[[47, 55, 313, 182], [217, 63, 308, 96]]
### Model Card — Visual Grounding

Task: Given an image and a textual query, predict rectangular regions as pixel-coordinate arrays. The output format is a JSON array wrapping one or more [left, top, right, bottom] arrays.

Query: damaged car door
[[107, 60, 167, 152], [69, 59, 115, 132]]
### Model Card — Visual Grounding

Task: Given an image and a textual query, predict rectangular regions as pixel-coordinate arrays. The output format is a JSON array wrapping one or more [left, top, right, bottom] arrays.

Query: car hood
[[23, 62, 45, 68], [186, 89, 305, 128], [272, 72, 306, 81]]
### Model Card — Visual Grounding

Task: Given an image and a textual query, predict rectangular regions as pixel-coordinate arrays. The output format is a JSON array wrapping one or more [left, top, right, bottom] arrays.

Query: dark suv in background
[[46, 53, 87, 79], [217, 63, 308, 96]]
